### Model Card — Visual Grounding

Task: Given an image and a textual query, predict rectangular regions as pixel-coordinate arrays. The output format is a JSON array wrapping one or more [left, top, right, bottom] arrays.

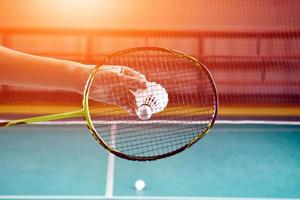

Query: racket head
[[83, 47, 218, 161]]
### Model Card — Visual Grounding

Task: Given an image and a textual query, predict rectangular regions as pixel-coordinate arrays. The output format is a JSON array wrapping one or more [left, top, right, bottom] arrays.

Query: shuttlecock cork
[[134, 82, 168, 120]]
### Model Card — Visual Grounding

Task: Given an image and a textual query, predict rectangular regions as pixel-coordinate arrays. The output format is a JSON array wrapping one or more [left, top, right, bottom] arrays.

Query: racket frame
[[84, 47, 218, 161]]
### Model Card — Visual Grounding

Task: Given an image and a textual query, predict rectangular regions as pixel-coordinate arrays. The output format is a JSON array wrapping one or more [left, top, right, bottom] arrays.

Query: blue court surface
[[0, 122, 300, 200]]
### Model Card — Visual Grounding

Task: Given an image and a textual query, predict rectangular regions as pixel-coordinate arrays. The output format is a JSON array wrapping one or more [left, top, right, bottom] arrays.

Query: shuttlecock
[[134, 82, 168, 120], [134, 179, 146, 191], [137, 105, 152, 120]]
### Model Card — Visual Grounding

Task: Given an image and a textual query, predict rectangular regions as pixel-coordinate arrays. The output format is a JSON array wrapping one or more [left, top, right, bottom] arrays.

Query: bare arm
[[0, 46, 148, 115], [0, 46, 94, 93]]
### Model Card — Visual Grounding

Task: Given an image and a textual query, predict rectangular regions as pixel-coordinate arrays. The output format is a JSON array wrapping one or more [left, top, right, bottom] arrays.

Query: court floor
[[0, 122, 300, 200]]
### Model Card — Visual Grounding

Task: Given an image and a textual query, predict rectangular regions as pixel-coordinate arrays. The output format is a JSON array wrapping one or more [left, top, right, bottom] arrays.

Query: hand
[[89, 65, 147, 115]]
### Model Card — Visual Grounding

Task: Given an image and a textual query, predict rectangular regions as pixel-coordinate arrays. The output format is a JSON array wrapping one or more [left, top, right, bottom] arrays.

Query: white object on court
[[134, 82, 169, 120], [134, 179, 146, 191]]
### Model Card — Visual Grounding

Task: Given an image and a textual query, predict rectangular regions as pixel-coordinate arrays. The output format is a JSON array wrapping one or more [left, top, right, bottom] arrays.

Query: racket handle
[[0, 109, 84, 127]]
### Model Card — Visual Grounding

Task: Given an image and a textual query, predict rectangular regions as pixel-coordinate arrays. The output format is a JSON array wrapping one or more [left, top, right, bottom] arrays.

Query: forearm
[[0, 46, 94, 93]]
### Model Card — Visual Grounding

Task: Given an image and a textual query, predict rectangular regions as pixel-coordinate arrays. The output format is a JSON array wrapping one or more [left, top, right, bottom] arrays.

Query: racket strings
[[99, 123, 205, 145], [93, 118, 210, 156], [115, 129, 200, 151], [98, 124, 202, 156], [98, 121, 209, 141], [88, 48, 217, 159], [94, 118, 209, 153], [125, 130, 199, 156]]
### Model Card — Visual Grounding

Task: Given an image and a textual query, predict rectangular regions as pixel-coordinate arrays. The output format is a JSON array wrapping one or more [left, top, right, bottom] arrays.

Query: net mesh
[[0, 29, 299, 121]]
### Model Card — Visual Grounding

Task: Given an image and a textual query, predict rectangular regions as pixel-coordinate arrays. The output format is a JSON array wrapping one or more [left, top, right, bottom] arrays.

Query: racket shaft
[[0, 109, 84, 127]]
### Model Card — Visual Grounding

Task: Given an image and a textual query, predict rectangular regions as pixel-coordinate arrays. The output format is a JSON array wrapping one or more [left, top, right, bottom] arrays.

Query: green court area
[[0, 123, 299, 199]]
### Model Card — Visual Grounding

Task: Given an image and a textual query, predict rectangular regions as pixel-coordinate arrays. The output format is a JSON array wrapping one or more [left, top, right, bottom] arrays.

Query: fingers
[[122, 66, 146, 80], [107, 86, 138, 116], [118, 74, 147, 91], [99, 65, 147, 91], [114, 66, 147, 91], [101, 65, 146, 81], [94, 66, 148, 116], [104, 71, 147, 91]]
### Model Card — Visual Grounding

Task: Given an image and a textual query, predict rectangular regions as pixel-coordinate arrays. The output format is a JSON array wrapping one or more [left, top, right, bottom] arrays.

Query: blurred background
[[0, 0, 299, 121], [0, 0, 300, 199]]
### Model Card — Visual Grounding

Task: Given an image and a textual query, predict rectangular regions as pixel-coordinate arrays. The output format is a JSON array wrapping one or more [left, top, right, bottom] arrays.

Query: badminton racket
[[0, 47, 218, 161]]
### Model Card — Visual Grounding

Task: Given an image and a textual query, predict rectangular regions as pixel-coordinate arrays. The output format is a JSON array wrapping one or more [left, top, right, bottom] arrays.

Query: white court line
[[105, 124, 116, 198], [0, 196, 102, 200], [0, 196, 299, 200]]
